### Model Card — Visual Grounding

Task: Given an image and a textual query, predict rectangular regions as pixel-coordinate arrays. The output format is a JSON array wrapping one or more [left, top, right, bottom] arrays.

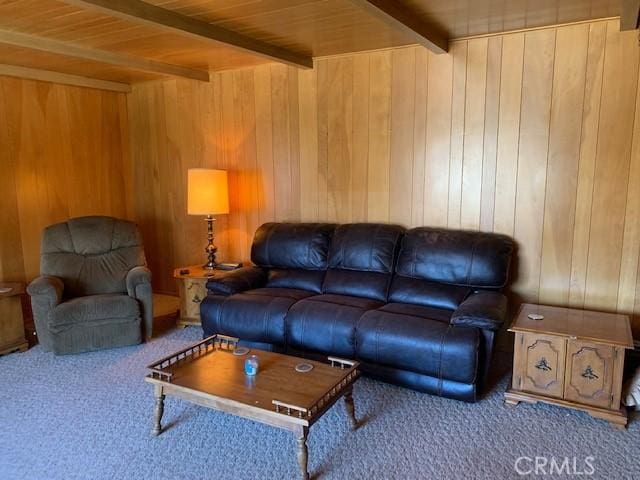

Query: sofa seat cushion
[[265, 269, 327, 294], [49, 294, 140, 330], [244, 287, 314, 301], [388, 276, 471, 310], [301, 294, 382, 310], [201, 288, 316, 345], [378, 303, 453, 323], [356, 308, 480, 383], [286, 294, 383, 358]]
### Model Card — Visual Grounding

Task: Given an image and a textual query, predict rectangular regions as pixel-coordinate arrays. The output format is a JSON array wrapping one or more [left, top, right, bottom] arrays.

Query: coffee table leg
[[344, 387, 357, 430], [153, 385, 165, 436], [296, 427, 309, 480]]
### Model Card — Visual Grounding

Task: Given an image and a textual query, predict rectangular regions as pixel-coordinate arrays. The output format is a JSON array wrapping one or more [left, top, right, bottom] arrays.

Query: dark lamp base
[[203, 215, 218, 270]]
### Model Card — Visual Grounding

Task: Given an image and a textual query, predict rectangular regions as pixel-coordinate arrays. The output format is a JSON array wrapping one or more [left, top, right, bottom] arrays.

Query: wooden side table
[[0, 282, 28, 355], [173, 265, 218, 328], [505, 303, 634, 428]]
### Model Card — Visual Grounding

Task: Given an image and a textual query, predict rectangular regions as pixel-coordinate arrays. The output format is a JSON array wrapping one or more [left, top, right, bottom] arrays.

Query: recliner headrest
[[42, 216, 142, 256]]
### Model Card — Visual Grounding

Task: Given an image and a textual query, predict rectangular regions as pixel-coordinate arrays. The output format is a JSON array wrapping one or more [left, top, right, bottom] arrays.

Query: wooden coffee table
[[145, 335, 360, 479]]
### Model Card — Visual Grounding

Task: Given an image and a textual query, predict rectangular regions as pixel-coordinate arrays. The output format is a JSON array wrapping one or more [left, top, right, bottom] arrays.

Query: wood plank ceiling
[[0, 0, 625, 91]]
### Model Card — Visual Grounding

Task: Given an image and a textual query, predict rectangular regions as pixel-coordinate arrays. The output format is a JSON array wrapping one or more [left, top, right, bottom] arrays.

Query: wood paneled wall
[[128, 19, 640, 336], [0, 77, 131, 283]]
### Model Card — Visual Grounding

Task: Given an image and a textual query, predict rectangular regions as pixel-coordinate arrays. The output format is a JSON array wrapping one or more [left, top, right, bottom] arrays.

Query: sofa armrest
[[27, 276, 64, 305], [206, 267, 267, 296], [126, 266, 153, 339], [450, 291, 508, 332]]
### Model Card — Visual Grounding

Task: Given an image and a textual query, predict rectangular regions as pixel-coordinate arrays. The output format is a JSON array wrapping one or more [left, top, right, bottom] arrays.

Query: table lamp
[[187, 168, 229, 269]]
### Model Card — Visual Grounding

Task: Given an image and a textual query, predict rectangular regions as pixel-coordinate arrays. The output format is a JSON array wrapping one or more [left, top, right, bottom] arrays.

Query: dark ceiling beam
[[620, 0, 640, 30], [0, 29, 209, 82], [348, 0, 448, 54], [61, 0, 314, 69]]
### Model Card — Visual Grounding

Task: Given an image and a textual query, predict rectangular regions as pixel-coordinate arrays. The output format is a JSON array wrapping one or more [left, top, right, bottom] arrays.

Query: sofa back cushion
[[41, 216, 146, 298], [251, 223, 336, 293], [323, 223, 404, 301], [389, 227, 514, 309]]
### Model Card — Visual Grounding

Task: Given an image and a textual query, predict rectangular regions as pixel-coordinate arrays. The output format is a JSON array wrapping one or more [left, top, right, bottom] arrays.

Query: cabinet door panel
[[0, 297, 25, 349], [514, 333, 566, 398], [178, 279, 207, 320], [564, 340, 614, 409]]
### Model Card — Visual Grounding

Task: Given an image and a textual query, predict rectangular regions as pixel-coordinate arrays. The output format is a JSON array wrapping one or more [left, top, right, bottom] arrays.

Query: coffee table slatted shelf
[[145, 334, 360, 480]]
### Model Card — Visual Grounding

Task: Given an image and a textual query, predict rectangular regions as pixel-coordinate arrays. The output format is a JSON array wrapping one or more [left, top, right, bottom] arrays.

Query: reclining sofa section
[[201, 222, 514, 402]]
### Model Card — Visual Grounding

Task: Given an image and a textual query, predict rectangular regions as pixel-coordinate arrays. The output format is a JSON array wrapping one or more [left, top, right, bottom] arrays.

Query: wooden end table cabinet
[[0, 282, 28, 355], [173, 265, 217, 328], [505, 303, 634, 429]]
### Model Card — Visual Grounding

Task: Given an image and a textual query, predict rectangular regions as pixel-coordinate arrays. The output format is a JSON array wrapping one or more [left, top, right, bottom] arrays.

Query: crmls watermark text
[[514, 456, 596, 476]]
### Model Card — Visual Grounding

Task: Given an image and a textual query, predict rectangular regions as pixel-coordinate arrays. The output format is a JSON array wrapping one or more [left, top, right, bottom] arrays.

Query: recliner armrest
[[126, 266, 152, 297], [206, 267, 267, 296], [450, 291, 508, 332], [27, 276, 64, 306], [126, 266, 153, 339]]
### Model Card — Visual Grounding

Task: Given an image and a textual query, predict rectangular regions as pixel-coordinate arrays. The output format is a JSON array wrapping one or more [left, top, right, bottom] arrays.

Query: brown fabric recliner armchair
[[27, 216, 153, 355]]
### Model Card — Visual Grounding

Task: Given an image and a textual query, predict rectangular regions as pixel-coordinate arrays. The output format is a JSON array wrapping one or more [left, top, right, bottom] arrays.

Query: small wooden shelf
[[0, 282, 28, 355]]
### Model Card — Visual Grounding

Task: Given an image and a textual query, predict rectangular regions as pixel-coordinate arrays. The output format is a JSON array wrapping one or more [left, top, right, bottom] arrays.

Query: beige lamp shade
[[187, 168, 229, 215]]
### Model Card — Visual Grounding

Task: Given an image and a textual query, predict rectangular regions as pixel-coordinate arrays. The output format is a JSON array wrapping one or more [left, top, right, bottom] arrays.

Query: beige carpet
[[1, 327, 639, 479]]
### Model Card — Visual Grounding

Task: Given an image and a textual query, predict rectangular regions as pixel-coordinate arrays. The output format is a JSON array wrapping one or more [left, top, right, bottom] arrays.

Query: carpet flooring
[[1, 327, 639, 480]]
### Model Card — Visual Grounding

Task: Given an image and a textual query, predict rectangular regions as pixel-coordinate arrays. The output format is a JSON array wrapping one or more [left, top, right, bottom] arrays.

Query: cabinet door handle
[[534, 357, 552, 371], [581, 366, 598, 380]]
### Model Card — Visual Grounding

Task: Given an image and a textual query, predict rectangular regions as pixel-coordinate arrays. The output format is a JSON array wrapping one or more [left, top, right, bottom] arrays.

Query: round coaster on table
[[527, 313, 544, 321], [233, 347, 250, 356], [295, 363, 314, 373]]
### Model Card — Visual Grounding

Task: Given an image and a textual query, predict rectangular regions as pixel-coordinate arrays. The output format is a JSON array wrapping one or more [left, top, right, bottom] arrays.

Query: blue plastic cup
[[245, 355, 259, 376]]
